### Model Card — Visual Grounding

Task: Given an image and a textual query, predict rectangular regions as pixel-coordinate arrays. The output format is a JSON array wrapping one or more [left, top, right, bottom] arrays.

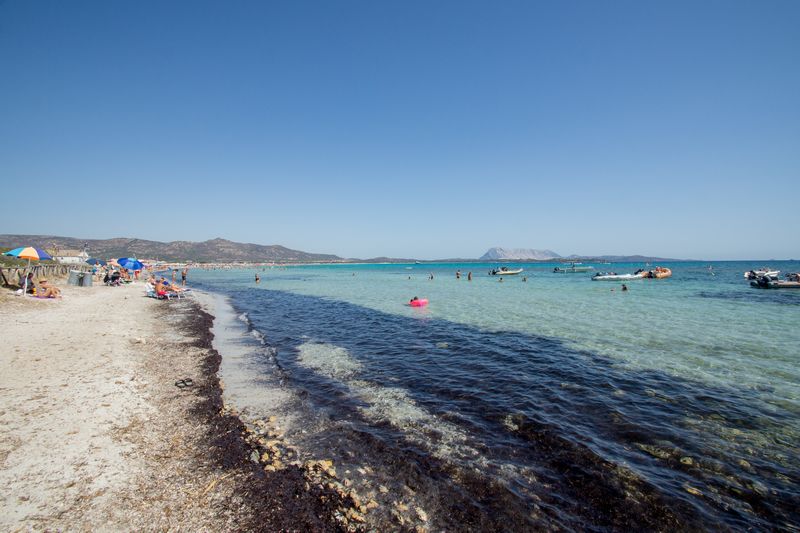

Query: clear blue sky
[[1, 1, 798, 259]]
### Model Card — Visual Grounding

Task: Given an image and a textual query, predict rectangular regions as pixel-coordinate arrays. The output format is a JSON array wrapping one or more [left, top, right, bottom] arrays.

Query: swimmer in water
[[255, 273, 260, 283]]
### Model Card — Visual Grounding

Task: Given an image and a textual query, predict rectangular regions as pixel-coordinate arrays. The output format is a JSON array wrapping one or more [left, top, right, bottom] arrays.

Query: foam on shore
[[193, 291, 300, 431]]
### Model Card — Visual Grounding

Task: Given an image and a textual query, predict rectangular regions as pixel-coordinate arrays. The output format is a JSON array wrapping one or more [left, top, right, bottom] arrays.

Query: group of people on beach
[[147, 274, 189, 298], [103, 268, 131, 286], [19, 272, 62, 299]]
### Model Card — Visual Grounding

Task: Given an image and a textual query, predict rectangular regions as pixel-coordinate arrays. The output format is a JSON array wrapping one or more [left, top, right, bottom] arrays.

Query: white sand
[[0, 282, 158, 528], [0, 281, 353, 532]]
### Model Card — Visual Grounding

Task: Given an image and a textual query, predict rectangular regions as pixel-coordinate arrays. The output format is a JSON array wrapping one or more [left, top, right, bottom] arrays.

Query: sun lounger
[[145, 286, 192, 300]]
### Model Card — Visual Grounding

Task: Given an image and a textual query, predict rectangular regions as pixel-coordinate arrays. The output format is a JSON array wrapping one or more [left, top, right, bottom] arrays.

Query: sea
[[187, 261, 800, 531]]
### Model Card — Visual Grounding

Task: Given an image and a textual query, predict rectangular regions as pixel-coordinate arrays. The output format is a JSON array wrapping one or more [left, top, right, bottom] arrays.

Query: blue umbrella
[[85, 258, 107, 266], [117, 257, 144, 270]]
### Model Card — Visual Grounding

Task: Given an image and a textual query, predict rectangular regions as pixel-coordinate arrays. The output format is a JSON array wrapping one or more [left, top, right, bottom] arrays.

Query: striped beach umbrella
[[3, 246, 54, 294], [3, 246, 53, 261]]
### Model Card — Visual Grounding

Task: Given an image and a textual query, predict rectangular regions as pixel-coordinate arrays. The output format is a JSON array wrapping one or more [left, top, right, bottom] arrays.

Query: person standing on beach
[[181, 267, 188, 286], [172, 269, 177, 284]]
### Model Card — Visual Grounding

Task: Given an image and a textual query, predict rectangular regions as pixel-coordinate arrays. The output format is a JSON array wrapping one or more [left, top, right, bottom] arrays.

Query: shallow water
[[192, 261, 800, 530]]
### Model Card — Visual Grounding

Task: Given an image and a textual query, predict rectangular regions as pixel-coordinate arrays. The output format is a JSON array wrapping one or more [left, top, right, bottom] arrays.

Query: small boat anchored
[[750, 272, 800, 289], [592, 270, 647, 281], [644, 266, 672, 279], [489, 267, 524, 276], [744, 268, 780, 280], [553, 263, 594, 273]]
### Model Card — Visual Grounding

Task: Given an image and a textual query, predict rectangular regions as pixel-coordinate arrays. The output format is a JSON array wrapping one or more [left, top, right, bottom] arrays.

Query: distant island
[[0, 235, 688, 264], [480, 247, 561, 261], [479, 247, 685, 263]]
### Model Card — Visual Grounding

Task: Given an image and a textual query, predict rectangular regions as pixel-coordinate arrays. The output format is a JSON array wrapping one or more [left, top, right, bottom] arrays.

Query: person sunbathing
[[161, 279, 185, 293], [37, 279, 62, 299]]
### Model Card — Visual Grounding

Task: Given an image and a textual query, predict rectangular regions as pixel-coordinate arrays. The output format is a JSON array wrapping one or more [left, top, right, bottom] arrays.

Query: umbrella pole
[[23, 258, 30, 295]]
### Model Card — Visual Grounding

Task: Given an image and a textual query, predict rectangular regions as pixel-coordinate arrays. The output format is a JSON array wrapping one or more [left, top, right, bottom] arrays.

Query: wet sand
[[0, 283, 350, 532]]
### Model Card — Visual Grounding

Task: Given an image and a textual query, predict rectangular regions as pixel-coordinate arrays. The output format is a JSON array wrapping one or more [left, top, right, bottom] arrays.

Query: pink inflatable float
[[409, 298, 429, 307]]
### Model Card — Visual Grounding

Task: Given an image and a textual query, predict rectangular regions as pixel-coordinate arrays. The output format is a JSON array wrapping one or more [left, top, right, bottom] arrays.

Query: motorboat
[[553, 264, 594, 273], [644, 266, 672, 279], [744, 268, 780, 280], [489, 267, 523, 276], [591, 270, 647, 281], [751, 275, 800, 289]]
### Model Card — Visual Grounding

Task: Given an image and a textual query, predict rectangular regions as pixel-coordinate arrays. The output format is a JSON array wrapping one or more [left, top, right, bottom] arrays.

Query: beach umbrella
[[3, 246, 53, 293], [117, 257, 144, 271], [3, 246, 53, 262], [85, 258, 107, 266]]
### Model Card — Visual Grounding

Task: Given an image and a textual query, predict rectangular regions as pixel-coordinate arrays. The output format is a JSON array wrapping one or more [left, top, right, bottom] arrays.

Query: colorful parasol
[[3, 246, 54, 294], [3, 247, 53, 261], [117, 257, 144, 271]]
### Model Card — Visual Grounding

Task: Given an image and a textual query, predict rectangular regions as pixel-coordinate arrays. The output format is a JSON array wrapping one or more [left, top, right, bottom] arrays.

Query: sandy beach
[[0, 282, 350, 532]]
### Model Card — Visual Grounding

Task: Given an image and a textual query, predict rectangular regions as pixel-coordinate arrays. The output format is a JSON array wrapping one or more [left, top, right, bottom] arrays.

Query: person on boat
[[410, 296, 419, 303]]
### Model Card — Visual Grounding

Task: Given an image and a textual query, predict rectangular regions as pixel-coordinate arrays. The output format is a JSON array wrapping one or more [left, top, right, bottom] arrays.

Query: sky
[[1, 1, 798, 260]]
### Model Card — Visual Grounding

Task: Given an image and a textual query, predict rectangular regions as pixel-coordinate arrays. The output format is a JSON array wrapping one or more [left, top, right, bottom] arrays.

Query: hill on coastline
[[0, 235, 341, 263]]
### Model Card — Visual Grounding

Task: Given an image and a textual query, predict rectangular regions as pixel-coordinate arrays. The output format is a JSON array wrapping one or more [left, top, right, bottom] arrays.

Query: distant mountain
[[0, 235, 341, 263], [480, 247, 561, 261]]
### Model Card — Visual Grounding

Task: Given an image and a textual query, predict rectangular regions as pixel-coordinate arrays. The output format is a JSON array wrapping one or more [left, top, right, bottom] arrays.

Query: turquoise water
[[191, 261, 800, 530]]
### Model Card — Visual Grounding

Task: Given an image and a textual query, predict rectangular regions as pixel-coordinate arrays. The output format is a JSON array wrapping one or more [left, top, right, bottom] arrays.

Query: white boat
[[489, 267, 523, 276], [553, 265, 594, 273], [744, 268, 780, 280], [591, 270, 647, 281]]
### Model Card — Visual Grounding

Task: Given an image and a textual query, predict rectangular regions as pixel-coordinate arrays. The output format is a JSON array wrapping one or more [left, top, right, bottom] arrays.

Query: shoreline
[[0, 283, 355, 531]]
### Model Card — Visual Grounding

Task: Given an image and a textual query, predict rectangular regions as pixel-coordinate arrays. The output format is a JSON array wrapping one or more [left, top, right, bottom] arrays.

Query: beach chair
[[145, 286, 167, 300], [165, 288, 192, 300]]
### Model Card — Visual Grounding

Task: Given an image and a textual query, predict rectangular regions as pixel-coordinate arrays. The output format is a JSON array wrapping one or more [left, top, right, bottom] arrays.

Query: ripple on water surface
[[194, 263, 800, 531]]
